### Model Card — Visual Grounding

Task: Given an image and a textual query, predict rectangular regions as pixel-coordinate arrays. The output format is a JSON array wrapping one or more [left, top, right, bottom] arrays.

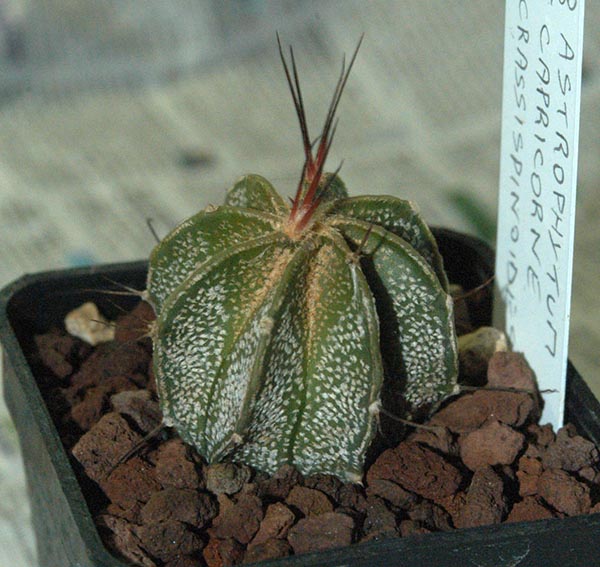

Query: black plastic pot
[[1, 229, 599, 567]]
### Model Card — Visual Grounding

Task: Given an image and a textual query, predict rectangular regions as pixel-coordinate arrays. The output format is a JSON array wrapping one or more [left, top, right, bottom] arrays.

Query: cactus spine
[[146, 38, 458, 482]]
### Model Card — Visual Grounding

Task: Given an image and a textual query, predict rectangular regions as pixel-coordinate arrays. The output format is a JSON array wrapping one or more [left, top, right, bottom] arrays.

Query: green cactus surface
[[146, 38, 458, 482]]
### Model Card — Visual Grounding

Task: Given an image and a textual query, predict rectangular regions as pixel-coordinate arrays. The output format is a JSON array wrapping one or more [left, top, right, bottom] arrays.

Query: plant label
[[496, 0, 585, 428]]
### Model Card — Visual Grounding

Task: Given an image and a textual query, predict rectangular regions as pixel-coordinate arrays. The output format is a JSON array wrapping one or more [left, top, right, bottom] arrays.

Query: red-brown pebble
[[70, 387, 110, 431], [70, 342, 150, 393], [455, 467, 506, 528], [487, 351, 537, 391], [543, 425, 599, 472], [150, 438, 202, 490], [110, 389, 162, 433], [71, 412, 142, 483], [140, 487, 217, 528], [303, 473, 343, 502], [408, 425, 457, 456], [163, 555, 204, 567], [210, 494, 264, 545], [105, 501, 144, 524], [519, 455, 543, 475], [137, 521, 204, 563], [438, 492, 466, 527], [361, 496, 398, 540], [101, 457, 161, 510], [516, 470, 539, 498], [244, 539, 292, 563], [506, 497, 555, 523], [285, 486, 334, 517], [66, 374, 139, 424], [527, 423, 555, 447], [203, 537, 245, 567], [35, 330, 82, 379], [578, 466, 599, 483], [97, 514, 156, 567], [408, 500, 452, 532], [287, 512, 354, 555], [516, 456, 543, 497], [538, 469, 591, 516], [459, 419, 525, 471], [367, 442, 462, 504], [366, 479, 417, 510], [337, 484, 368, 513], [430, 390, 535, 433], [249, 502, 296, 548], [257, 464, 303, 500]]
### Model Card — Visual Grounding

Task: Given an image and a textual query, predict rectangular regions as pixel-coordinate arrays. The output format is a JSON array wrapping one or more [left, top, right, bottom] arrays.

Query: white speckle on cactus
[[259, 316, 274, 335]]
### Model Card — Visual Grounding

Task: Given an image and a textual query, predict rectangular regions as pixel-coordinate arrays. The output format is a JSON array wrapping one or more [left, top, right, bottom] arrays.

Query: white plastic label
[[496, 0, 585, 428]]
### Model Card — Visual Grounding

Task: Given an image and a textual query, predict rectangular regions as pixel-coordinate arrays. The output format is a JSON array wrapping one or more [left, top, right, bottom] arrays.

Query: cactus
[[146, 38, 458, 482]]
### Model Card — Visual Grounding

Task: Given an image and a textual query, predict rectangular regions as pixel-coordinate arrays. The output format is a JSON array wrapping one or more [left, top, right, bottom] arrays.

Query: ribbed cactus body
[[147, 175, 458, 481], [146, 38, 458, 481]]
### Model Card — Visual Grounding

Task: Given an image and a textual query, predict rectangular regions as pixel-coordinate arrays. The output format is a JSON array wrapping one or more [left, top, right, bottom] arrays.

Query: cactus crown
[[278, 33, 361, 239], [146, 37, 458, 482]]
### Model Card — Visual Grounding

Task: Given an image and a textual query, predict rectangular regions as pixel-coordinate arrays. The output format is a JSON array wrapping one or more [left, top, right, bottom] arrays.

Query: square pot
[[1, 229, 599, 567]]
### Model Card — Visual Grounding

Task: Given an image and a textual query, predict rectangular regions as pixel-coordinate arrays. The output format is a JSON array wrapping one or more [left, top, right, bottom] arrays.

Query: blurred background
[[0, 1, 598, 564]]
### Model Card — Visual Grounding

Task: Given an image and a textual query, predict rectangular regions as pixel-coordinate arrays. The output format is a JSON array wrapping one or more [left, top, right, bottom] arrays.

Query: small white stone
[[64, 302, 115, 345], [458, 326, 508, 379]]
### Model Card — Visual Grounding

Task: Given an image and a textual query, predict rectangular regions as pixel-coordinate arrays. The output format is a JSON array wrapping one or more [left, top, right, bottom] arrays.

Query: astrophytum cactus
[[145, 38, 458, 482]]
